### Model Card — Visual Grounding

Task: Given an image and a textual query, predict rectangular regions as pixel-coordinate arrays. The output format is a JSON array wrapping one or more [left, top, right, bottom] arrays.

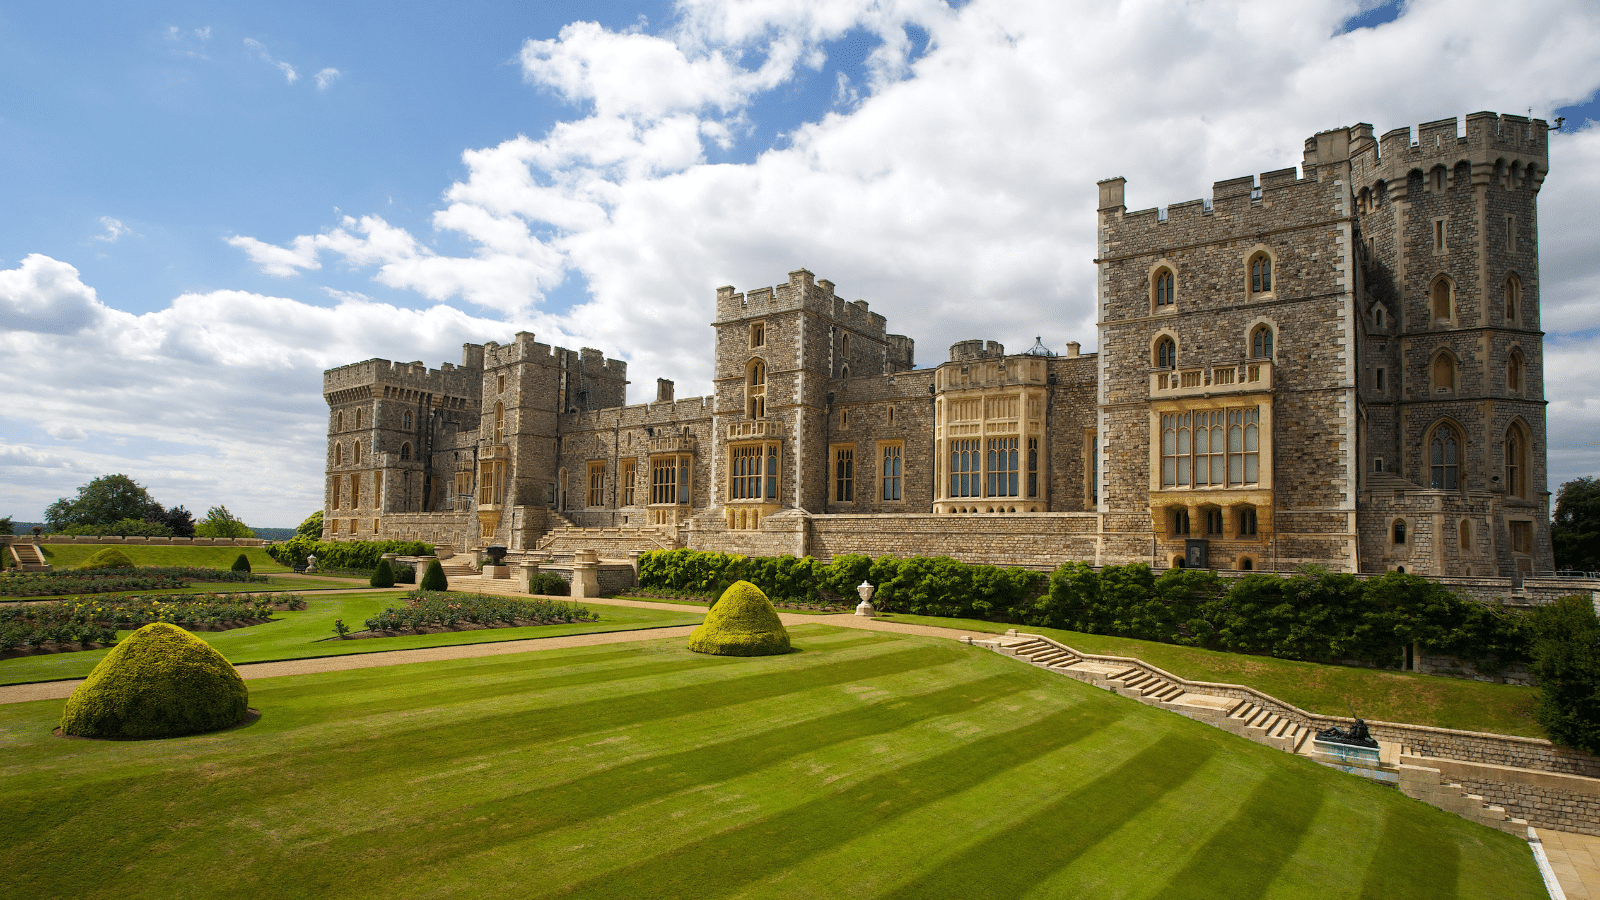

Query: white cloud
[[44, 423, 86, 441], [92, 216, 130, 243], [0, 254, 106, 334], [315, 67, 341, 89], [244, 37, 298, 84]]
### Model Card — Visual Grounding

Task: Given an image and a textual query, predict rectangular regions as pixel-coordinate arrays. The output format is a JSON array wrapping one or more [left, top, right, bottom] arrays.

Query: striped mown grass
[[0, 625, 1544, 899]]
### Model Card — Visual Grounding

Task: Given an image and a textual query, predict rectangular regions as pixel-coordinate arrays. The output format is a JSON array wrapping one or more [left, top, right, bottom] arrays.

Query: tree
[[1554, 477, 1600, 572], [0, 516, 11, 536], [145, 503, 195, 538], [296, 510, 324, 540], [195, 506, 255, 539], [1528, 595, 1600, 753], [44, 474, 155, 531]]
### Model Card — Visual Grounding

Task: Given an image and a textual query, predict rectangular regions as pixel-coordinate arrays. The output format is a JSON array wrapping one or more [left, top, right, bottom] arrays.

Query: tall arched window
[[747, 360, 766, 419], [1373, 306, 1385, 329], [353, 440, 362, 466], [1507, 349, 1526, 395], [1154, 337, 1177, 369], [1505, 425, 1528, 499], [334, 442, 343, 466], [1250, 325, 1273, 359], [1459, 519, 1472, 551], [1393, 519, 1407, 544], [1153, 268, 1175, 308], [1429, 426, 1460, 490], [402, 410, 413, 430], [1505, 273, 1521, 323], [494, 402, 505, 444], [400, 442, 412, 461], [355, 408, 362, 429], [1249, 253, 1272, 295], [336, 411, 344, 432], [1431, 352, 1456, 393], [1430, 276, 1452, 324]]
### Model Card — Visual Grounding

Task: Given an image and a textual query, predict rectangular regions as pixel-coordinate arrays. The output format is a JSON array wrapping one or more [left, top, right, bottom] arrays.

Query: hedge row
[[1027, 563, 1527, 669], [637, 549, 1045, 621], [0, 567, 269, 597], [265, 538, 433, 571], [640, 550, 1529, 670]]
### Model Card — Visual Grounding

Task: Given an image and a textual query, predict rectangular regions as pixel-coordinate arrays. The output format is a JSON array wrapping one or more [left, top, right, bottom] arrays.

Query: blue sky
[[3, 0, 1599, 527]]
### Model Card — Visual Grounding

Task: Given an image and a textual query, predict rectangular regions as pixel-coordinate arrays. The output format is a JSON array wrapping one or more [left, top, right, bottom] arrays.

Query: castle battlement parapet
[[322, 354, 482, 404], [1358, 113, 1549, 188], [715, 269, 889, 338]]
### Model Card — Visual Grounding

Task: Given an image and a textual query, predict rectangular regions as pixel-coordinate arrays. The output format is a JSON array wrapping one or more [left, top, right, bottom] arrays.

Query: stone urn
[[855, 581, 876, 617], [483, 545, 510, 579]]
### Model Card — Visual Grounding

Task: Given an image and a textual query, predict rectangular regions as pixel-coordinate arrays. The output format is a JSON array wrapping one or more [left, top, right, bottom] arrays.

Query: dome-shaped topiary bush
[[81, 548, 135, 570], [370, 558, 395, 588], [230, 553, 252, 573], [419, 558, 448, 591], [687, 580, 791, 657], [60, 622, 249, 739]]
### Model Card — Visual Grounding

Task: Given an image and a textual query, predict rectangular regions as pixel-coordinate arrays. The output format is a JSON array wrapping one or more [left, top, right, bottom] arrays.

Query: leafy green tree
[[296, 510, 324, 540], [44, 474, 155, 531], [1554, 477, 1600, 572], [195, 506, 255, 539], [145, 503, 195, 538], [1528, 595, 1600, 753], [0, 516, 11, 536]]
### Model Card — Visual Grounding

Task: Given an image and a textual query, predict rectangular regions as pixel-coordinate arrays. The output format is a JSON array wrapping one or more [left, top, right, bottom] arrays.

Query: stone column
[[571, 549, 600, 598]]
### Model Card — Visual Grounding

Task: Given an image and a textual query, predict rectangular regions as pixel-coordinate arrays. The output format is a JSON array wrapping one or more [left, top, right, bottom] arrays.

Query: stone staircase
[[535, 525, 678, 557], [7, 542, 50, 572], [983, 631, 1532, 835]]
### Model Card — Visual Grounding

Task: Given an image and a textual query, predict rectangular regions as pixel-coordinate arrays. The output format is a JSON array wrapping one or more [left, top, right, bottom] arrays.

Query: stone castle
[[320, 111, 1555, 579]]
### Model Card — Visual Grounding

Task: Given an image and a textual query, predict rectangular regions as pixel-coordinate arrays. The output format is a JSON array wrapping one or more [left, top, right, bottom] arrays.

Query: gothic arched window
[[1251, 325, 1274, 359], [1153, 268, 1175, 308], [747, 360, 767, 419], [1429, 426, 1461, 490], [1249, 253, 1273, 295], [1155, 337, 1177, 369]]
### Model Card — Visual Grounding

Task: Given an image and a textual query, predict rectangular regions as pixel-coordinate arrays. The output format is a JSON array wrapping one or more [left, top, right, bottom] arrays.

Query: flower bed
[[0, 567, 270, 597], [356, 590, 597, 636], [0, 594, 305, 654]]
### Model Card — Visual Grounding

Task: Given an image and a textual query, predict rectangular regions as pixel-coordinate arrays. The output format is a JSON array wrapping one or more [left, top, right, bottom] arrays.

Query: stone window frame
[[353, 440, 363, 466], [1244, 245, 1275, 299], [1505, 272, 1522, 324], [1506, 346, 1527, 396], [1428, 164, 1448, 194], [831, 443, 856, 504], [1370, 302, 1388, 332], [1236, 505, 1259, 537], [1148, 259, 1179, 314], [493, 402, 506, 444], [402, 410, 413, 430], [1459, 518, 1473, 552], [746, 358, 767, 419], [750, 320, 766, 349], [586, 460, 606, 508], [400, 442, 412, 462], [1429, 274, 1455, 326], [1392, 517, 1408, 546], [1428, 347, 1460, 395], [355, 408, 362, 429], [1234, 553, 1257, 571], [336, 410, 344, 432], [334, 442, 344, 467], [727, 441, 779, 503], [1509, 519, 1535, 556], [1431, 216, 1449, 255], [1504, 419, 1531, 500], [1424, 419, 1465, 491], [878, 441, 904, 503], [1167, 506, 1191, 538], [620, 458, 638, 507], [1152, 331, 1179, 369], [1244, 317, 1276, 360]]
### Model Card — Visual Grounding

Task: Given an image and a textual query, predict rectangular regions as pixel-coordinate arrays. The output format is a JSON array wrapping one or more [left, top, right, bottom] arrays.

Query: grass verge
[[872, 613, 1540, 738], [0, 626, 1543, 899], [0, 591, 704, 684], [37, 544, 290, 572]]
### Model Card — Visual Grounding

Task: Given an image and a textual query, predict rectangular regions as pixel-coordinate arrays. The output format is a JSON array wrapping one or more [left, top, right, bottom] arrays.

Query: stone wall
[[803, 513, 1100, 569], [1401, 754, 1600, 836], [37, 535, 266, 547]]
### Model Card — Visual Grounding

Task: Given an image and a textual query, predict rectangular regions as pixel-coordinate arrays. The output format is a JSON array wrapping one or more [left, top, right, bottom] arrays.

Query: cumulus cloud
[[44, 423, 86, 441], [0, 254, 107, 334], [16, 0, 1600, 521], [244, 38, 298, 84]]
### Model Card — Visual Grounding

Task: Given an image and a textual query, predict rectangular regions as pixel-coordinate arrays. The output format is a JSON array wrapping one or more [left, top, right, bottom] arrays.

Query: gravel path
[[0, 593, 978, 706]]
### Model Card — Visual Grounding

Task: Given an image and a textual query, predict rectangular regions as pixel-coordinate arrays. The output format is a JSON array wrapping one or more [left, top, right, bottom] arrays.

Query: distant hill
[[6, 522, 44, 536], [252, 527, 297, 542]]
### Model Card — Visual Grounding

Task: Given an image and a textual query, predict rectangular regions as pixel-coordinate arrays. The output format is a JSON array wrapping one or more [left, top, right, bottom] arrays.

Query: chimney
[[1066, 342, 1080, 358], [656, 378, 674, 403]]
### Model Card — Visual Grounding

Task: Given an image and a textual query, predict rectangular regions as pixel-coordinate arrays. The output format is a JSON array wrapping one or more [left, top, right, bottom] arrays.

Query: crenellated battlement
[[715, 268, 888, 338], [1106, 162, 1332, 237], [322, 355, 482, 404], [558, 394, 714, 430], [1353, 112, 1549, 188]]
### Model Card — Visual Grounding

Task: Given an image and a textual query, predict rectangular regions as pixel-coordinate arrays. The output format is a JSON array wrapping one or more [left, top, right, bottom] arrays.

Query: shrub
[[265, 538, 433, 570], [59, 622, 249, 739], [1528, 595, 1600, 753], [364, 591, 594, 631], [419, 559, 448, 591], [370, 559, 395, 588], [81, 548, 136, 570], [687, 580, 790, 657], [528, 571, 569, 596], [230, 553, 251, 573], [392, 563, 415, 585]]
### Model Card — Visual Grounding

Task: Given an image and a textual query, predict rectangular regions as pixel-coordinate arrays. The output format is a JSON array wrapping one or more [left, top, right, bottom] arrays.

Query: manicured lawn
[[0, 591, 705, 685], [875, 613, 1541, 738], [0, 626, 1543, 899], [37, 543, 290, 572]]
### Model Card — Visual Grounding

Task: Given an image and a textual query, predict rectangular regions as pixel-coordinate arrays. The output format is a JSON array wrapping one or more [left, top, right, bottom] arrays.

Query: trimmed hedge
[[528, 572, 569, 596], [230, 553, 251, 573], [687, 581, 790, 656], [370, 559, 395, 588], [419, 559, 448, 592], [82, 548, 136, 570], [59, 622, 249, 739], [265, 538, 433, 571]]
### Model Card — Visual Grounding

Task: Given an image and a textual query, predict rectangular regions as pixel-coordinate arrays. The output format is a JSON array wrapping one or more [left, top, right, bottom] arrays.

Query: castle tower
[[710, 269, 911, 526], [1351, 112, 1553, 577]]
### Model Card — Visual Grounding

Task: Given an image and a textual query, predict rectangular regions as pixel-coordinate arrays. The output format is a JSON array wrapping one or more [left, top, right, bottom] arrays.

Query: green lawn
[[0, 626, 1543, 899], [875, 613, 1541, 738], [0, 591, 705, 685], [36, 543, 290, 572]]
